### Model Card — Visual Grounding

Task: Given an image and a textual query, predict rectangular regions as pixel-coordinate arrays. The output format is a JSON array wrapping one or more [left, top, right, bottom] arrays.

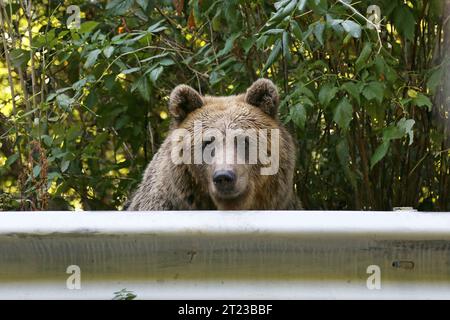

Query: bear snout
[[212, 170, 236, 195]]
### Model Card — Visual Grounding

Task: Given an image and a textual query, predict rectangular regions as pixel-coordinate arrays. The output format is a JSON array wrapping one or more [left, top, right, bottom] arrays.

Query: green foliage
[[112, 288, 137, 300], [0, 0, 448, 211]]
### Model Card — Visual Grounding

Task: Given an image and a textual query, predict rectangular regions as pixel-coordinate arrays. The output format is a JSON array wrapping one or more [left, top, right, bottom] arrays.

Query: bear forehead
[[181, 102, 277, 131]]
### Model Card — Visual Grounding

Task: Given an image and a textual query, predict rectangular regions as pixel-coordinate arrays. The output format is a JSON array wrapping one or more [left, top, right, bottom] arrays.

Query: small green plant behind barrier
[[112, 288, 137, 300]]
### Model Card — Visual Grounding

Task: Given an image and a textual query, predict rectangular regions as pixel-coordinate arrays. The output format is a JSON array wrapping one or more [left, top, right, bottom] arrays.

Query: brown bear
[[127, 79, 301, 210]]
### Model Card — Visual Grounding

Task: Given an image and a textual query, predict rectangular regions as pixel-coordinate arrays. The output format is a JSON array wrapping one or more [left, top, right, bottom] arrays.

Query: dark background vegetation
[[0, 0, 448, 211]]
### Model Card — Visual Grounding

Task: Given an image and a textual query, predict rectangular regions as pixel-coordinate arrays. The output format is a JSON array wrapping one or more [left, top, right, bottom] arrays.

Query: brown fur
[[127, 79, 301, 210]]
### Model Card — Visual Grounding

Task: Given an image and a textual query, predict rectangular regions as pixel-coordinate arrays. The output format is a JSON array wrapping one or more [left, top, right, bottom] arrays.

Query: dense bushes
[[0, 0, 448, 211]]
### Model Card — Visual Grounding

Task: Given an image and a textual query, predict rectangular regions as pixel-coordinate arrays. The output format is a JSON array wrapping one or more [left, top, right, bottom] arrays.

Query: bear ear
[[169, 85, 203, 126], [245, 78, 279, 118]]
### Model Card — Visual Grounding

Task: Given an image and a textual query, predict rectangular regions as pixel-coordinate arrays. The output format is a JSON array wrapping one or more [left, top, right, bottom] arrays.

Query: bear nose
[[213, 170, 236, 191]]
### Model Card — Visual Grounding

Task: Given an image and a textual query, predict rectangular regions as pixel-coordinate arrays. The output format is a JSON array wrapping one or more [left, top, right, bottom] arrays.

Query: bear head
[[167, 79, 296, 210]]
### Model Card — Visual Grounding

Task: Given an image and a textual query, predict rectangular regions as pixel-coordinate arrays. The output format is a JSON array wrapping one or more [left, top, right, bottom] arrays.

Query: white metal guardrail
[[0, 211, 449, 299]]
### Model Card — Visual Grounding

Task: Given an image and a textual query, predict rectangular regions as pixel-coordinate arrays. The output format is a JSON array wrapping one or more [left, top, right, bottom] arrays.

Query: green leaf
[[319, 83, 338, 107], [33, 34, 51, 48], [86, 91, 99, 108], [10, 49, 30, 68], [290, 104, 306, 129], [282, 31, 292, 62], [341, 20, 361, 38], [297, 0, 307, 11], [309, 0, 328, 15], [121, 67, 141, 75], [79, 21, 99, 34], [147, 20, 167, 33], [209, 69, 226, 85], [132, 76, 151, 102], [393, 5, 416, 41], [159, 58, 175, 66], [46, 93, 57, 102], [149, 66, 164, 83], [111, 33, 127, 44], [115, 115, 131, 130], [341, 82, 361, 105], [262, 39, 282, 72], [211, 8, 222, 31], [6, 153, 19, 167], [370, 141, 390, 169], [33, 165, 41, 178], [274, 0, 290, 11], [56, 94, 74, 111], [134, 8, 148, 21], [217, 33, 240, 58], [103, 46, 115, 58], [41, 135, 53, 147], [397, 118, 415, 145], [93, 132, 109, 146], [382, 125, 404, 141], [268, 0, 297, 25], [136, 0, 148, 10], [47, 172, 62, 180], [333, 97, 353, 130], [407, 89, 418, 98], [72, 78, 90, 91], [313, 22, 325, 46], [336, 138, 349, 166], [327, 15, 344, 33], [263, 29, 285, 35], [106, 0, 134, 15], [336, 138, 356, 189], [362, 82, 384, 104], [290, 20, 302, 40], [140, 53, 169, 63], [241, 37, 256, 54], [84, 49, 101, 69], [297, 85, 315, 101], [355, 43, 372, 72], [413, 93, 432, 111], [56, 87, 72, 94], [61, 160, 70, 173]]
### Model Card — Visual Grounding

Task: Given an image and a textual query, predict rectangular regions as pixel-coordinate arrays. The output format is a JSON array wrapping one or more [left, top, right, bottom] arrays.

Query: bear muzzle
[[212, 170, 237, 197]]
